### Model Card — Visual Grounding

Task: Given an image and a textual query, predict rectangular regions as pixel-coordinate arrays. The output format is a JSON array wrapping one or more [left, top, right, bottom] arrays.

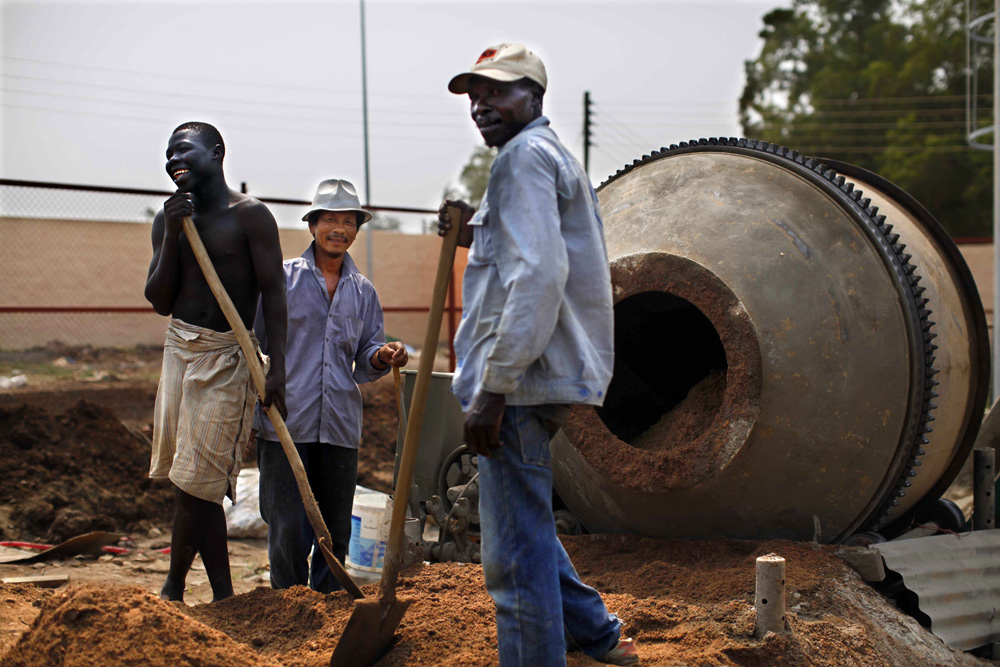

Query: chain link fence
[[0, 179, 445, 353]]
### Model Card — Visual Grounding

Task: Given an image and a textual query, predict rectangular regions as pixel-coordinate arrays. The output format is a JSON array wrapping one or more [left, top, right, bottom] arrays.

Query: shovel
[[329, 206, 461, 667], [180, 216, 364, 599]]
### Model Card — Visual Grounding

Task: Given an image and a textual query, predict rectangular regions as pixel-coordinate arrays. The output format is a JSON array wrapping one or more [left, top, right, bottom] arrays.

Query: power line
[[0, 102, 473, 142], [0, 54, 371, 98], [0, 71, 461, 118], [755, 107, 968, 119], [0, 54, 581, 105], [600, 111, 659, 150], [810, 93, 993, 104], [792, 145, 977, 154], [593, 145, 658, 173], [752, 120, 970, 129], [0, 87, 469, 129], [747, 133, 972, 143], [594, 125, 654, 156], [597, 94, 994, 111]]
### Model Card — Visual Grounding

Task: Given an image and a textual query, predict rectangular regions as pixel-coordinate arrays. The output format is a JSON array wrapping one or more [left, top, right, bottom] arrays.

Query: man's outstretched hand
[[437, 199, 476, 248], [464, 390, 505, 457]]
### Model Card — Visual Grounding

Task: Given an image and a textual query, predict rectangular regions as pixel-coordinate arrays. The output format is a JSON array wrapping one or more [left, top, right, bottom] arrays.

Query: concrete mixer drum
[[551, 138, 990, 543]]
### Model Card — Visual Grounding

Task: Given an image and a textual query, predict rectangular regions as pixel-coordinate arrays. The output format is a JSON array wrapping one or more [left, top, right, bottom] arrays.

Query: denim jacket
[[451, 116, 614, 409]]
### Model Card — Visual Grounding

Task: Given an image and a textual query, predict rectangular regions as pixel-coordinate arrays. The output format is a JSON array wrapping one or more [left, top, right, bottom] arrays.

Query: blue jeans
[[257, 438, 357, 594], [479, 405, 622, 666]]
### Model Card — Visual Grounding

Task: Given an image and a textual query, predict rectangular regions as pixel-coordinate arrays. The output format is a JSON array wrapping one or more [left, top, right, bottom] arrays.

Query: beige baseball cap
[[448, 43, 548, 94]]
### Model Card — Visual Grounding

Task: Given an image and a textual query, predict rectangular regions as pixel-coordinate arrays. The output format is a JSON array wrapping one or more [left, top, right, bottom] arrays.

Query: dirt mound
[[0, 401, 174, 542], [0, 585, 47, 659], [1, 536, 984, 667], [0, 382, 158, 429], [0, 584, 277, 667], [562, 535, 857, 604], [0, 372, 398, 542]]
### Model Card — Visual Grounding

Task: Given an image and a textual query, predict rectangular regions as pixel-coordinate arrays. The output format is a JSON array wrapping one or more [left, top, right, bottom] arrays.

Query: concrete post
[[754, 553, 787, 637], [974, 447, 997, 530]]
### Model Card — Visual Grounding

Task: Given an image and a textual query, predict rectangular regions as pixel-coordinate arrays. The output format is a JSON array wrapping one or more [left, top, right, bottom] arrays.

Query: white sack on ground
[[223, 467, 268, 539]]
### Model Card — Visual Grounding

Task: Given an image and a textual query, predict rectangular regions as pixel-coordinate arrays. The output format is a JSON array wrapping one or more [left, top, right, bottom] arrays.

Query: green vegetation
[[741, 0, 993, 236], [445, 145, 497, 209]]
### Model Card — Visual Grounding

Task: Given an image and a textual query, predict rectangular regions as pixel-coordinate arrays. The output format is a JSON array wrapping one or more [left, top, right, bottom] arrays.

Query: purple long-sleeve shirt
[[253, 244, 388, 448]]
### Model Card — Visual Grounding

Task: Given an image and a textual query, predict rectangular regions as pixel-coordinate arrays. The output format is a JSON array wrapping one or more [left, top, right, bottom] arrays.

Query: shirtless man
[[144, 121, 287, 602]]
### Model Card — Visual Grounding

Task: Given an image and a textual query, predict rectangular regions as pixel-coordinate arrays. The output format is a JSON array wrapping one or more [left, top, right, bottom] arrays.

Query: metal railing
[[0, 178, 457, 369]]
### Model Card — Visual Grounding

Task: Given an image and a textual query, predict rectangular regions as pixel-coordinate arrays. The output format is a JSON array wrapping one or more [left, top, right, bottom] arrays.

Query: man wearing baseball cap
[[440, 44, 639, 665], [252, 178, 408, 593]]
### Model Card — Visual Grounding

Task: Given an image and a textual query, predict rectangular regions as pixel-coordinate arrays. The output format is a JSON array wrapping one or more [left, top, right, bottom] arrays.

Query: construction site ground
[[0, 344, 994, 667]]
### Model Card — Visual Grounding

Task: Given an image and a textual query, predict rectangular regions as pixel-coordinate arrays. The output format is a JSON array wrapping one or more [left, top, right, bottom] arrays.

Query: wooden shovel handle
[[181, 217, 364, 599], [377, 207, 461, 604]]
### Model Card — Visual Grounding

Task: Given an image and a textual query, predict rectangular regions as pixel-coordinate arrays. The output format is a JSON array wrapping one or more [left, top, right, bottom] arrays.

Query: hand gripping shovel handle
[[377, 207, 461, 604], [180, 217, 364, 599]]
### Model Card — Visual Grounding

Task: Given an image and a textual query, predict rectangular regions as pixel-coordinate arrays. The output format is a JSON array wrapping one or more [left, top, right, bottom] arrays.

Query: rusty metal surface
[[874, 530, 1000, 651], [552, 139, 987, 543], [822, 160, 991, 522], [393, 370, 465, 504], [555, 146, 912, 541]]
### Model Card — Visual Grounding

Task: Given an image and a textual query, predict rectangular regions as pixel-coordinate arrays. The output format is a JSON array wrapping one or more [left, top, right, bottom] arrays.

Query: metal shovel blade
[[330, 207, 461, 666], [0, 532, 122, 564], [329, 597, 413, 667]]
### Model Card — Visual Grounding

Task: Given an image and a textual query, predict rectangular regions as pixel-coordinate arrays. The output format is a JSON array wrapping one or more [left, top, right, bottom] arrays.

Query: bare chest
[[180, 211, 248, 271]]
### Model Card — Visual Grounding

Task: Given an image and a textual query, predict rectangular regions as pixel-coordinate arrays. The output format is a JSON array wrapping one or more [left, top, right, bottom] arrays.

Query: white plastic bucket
[[347, 490, 389, 573]]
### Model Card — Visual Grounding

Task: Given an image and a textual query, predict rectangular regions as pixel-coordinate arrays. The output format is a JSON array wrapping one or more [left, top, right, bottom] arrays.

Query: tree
[[445, 145, 498, 208], [741, 0, 993, 236]]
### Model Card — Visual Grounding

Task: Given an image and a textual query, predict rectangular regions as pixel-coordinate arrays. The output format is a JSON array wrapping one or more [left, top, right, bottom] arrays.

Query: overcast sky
[[1, 0, 784, 231]]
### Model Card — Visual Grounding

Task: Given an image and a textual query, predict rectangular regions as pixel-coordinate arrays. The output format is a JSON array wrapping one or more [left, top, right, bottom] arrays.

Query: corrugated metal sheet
[[873, 530, 1000, 651]]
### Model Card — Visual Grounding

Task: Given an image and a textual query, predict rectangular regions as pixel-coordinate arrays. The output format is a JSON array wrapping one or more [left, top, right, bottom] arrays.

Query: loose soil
[[0, 344, 400, 543], [0, 345, 994, 666], [0, 537, 988, 667], [629, 369, 726, 453], [0, 401, 175, 543]]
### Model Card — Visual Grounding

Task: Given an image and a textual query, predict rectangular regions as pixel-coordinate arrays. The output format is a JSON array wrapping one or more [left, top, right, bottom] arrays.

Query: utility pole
[[993, 0, 999, 400], [583, 90, 593, 179], [360, 0, 373, 280], [967, 1, 999, 400]]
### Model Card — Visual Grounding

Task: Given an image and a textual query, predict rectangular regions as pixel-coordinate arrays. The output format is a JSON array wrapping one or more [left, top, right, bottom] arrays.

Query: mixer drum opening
[[560, 251, 762, 494], [596, 291, 727, 449]]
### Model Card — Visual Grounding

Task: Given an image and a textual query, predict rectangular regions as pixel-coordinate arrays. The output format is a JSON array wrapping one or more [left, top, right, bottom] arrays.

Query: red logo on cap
[[476, 49, 497, 64]]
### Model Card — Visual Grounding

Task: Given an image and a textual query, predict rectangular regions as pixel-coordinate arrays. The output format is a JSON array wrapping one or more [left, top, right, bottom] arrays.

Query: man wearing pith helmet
[[252, 178, 408, 593], [438, 44, 640, 665]]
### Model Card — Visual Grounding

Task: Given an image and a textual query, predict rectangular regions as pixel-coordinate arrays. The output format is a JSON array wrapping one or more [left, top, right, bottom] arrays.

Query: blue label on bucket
[[348, 514, 386, 570]]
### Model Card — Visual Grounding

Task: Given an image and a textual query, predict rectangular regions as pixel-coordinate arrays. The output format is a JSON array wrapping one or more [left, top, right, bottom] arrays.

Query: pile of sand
[[1, 536, 982, 667]]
